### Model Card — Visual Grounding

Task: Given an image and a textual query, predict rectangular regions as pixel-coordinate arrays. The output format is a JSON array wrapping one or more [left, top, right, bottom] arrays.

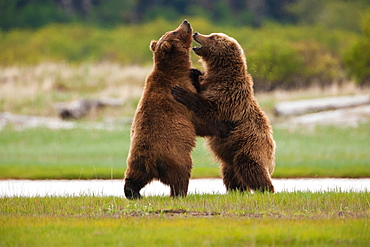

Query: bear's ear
[[160, 41, 172, 51], [150, 40, 157, 51]]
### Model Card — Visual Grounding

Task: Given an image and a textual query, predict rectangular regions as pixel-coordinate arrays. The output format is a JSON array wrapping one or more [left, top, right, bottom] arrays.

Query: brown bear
[[172, 32, 276, 193], [124, 21, 228, 199]]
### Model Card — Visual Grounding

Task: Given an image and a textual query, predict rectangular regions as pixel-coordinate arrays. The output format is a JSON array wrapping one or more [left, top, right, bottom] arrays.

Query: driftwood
[[0, 112, 75, 130], [274, 95, 370, 117], [285, 105, 370, 128], [56, 98, 124, 120]]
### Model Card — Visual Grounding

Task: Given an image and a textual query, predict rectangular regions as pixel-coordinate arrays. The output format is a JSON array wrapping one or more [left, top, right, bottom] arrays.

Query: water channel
[[1, 178, 369, 197]]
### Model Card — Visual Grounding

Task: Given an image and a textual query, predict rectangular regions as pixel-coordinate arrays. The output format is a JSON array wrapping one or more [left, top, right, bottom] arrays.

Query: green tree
[[0, 0, 69, 30], [88, 0, 136, 26], [344, 8, 370, 85]]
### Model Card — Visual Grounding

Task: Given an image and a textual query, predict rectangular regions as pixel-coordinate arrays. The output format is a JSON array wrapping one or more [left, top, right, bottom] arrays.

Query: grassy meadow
[[1, 19, 369, 246], [1, 82, 368, 246], [1, 192, 369, 246]]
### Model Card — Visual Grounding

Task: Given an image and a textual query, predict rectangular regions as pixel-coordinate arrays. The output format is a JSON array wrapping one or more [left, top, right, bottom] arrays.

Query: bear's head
[[192, 32, 246, 68], [150, 20, 193, 62]]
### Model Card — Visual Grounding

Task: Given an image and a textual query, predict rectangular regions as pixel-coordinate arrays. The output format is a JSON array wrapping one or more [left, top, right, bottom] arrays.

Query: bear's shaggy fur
[[172, 32, 275, 193], [124, 21, 228, 199], [124, 20, 197, 199]]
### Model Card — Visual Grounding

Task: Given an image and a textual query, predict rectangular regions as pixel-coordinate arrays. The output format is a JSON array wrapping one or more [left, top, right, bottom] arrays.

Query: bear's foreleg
[[172, 86, 232, 138], [189, 68, 203, 93], [172, 86, 214, 114]]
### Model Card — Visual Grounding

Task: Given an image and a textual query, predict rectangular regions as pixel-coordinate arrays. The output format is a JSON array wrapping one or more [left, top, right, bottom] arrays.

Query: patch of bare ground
[[112, 209, 367, 219]]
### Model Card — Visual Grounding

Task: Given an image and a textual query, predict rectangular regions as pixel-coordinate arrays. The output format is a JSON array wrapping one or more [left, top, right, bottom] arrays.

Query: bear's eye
[[209, 36, 215, 40], [172, 31, 177, 35]]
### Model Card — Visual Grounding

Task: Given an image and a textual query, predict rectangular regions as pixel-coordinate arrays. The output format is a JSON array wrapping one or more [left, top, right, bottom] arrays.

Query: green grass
[[0, 122, 369, 179], [1, 217, 368, 246], [273, 123, 370, 178], [0, 124, 219, 179], [2, 192, 369, 218], [0, 125, 130, 179], [1, 192, 369, 246]]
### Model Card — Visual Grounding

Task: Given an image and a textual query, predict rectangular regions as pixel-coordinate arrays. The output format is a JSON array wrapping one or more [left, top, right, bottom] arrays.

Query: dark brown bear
[[124, 21, 227, 199], [172, 32, 275, 193]]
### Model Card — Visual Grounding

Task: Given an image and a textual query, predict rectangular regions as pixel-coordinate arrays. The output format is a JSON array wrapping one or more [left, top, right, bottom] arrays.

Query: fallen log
[[56, 98, 124, 120], [0, 112, 132, 131], [274, 95, 370, 117]]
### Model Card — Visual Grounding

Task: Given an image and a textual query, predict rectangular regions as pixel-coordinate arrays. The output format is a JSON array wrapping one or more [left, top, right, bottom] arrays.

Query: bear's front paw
[[171, 86, 191, 106], [190, 68, 203, 92], [190, 68, 202, 78]]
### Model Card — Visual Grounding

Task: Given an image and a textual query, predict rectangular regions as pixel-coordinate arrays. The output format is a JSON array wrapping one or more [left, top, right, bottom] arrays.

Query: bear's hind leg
[[169, 179, 189, 197], [124, 178, 147, 199], [234, 154, 275, 193], [221, 162, 247, 192], [124, 157, 154, 199], [157, 158, 191, 197]]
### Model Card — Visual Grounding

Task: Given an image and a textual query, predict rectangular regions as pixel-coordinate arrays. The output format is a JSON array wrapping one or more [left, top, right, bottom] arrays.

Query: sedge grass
[[1, 192, 369, 246]]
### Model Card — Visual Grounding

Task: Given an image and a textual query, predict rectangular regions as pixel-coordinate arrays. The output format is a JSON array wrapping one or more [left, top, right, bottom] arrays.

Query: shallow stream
[[1, 178, 369, 197]]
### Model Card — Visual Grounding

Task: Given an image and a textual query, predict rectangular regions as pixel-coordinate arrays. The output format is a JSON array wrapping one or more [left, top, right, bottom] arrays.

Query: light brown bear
[[124, 21, 228, 199], [172, 32, 275, 193]]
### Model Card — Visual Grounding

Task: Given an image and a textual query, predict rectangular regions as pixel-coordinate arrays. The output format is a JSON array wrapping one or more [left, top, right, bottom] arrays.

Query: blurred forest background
[[1, 0, 370, 91]]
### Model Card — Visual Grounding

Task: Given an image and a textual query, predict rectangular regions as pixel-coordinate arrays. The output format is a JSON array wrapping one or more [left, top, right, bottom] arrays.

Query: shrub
[[0, 18, 360, 90], [247, 40, 303, 91]]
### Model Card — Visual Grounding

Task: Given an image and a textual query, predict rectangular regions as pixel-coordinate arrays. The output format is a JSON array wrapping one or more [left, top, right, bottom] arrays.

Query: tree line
[[1, 0, 369, 85], [1, 0, 369, 30]]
